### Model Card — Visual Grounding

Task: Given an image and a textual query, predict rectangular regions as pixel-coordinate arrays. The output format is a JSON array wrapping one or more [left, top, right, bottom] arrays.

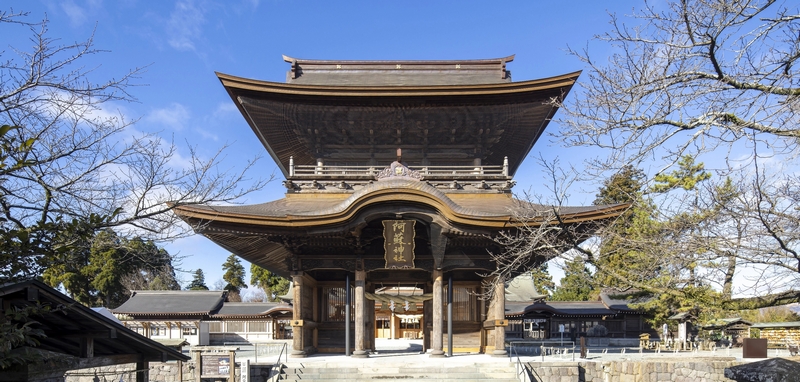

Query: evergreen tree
[[187, 269, 209, 290], [551, 257, 594, 301], [41, 229, 178, 308], [250, 264, 290, 301], [592, 165, 659, 289], [530, 263, 555, 297], [222, 254, 247, 295]]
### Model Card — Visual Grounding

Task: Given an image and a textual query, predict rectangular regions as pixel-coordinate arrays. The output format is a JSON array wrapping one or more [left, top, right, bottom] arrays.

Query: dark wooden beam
[[79, 337, 94, 358], [137, 359, 149, 382], [46, 329, 117, 339], [26, 287, 38, 302]]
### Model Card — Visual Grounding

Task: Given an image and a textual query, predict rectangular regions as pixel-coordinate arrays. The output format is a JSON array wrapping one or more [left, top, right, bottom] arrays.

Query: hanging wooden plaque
[[384, 220, 415, 269]]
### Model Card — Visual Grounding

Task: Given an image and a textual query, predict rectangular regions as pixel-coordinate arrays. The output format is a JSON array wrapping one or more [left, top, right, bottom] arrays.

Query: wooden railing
[[287, 156, 511, 178]]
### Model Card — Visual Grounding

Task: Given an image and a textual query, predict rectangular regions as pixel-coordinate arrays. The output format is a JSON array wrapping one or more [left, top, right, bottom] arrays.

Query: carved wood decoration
[[375, 161, 422, 180], [384, 220, 416, 269]]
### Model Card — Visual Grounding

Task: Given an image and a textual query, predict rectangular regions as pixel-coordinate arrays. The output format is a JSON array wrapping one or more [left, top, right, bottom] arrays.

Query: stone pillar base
[[429, 350, 446, 358], [491, 350, 508, 357], [352, 350, 370, 358], [289, 350, 307, 358]]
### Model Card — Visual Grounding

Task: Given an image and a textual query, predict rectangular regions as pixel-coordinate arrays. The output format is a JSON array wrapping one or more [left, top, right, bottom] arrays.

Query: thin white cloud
[[167, 0, 207, 52], [146, 103, 190, 131], [213, 102, 238, 117], [243, 0, 260, 9], [196, 128, 219, 141], [60, 1, 88, 27], [53, 0, 105, 27]]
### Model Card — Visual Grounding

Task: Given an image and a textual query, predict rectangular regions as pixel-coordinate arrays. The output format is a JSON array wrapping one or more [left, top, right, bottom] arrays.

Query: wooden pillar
[[423, 282, 432, 352], [492, 279, 507, 357], [290, 272, 307, 357], [353, 270, 369, 357], [228, 350, 236, 382], [192, 350, 201, 382], [430, 269, 445, 357], [367, 281, 375, 352], [136, 360, 148, 382], [391, 312, 398, 340]]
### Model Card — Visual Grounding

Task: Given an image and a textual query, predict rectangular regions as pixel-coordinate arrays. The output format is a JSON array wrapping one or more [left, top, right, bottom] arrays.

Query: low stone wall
[[64, 361, 195, 382], [609, 338, 640, 347], [62, 361, 279, 382], [526, 357, 740, 382]]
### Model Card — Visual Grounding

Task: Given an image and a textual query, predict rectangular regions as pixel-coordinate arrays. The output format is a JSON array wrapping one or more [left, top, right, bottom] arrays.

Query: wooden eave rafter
[[217, 68, 579, 178], [172, 190, 629, 230], [217, 70, 580, 98]]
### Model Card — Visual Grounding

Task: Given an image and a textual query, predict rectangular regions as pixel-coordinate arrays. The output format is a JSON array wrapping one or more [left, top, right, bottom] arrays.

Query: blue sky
[[6, 0, 643, 289]]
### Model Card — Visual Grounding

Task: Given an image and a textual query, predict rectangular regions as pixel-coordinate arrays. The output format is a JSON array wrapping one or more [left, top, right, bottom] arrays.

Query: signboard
[[384, 220, 415, 268], [524, 319, 547, 324], [559, 324, 565, 333], [202, 355, 231, 376], [678, 322, 687, 341]]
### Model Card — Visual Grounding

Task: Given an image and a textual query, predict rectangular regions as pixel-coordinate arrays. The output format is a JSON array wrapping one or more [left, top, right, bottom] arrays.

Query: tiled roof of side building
[[751, 321, 800, 328], [506, 301, 617, 317], [112, 290, 227, 315], [547, 301, 618, 316], [505, 273, 548, 302], [213, 302, 293, 317], [599, 288, 651, 311]]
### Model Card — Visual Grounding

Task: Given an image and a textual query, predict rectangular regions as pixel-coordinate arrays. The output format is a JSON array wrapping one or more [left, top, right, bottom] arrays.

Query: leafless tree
[[545, 0, 800, 309], [559, 0, 799, 172], [485, 159, 615, 298], [0, 11, 270, 244]]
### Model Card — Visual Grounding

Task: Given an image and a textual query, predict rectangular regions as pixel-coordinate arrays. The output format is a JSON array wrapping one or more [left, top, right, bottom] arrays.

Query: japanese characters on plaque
[[383, 220, 415, 269]]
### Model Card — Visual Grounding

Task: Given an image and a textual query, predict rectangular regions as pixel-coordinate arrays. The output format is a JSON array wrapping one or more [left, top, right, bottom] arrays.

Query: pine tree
[[222, 254, 247, 295], [530, 263, 555, 297], [187, 269, 209, 290], [592, 166, 659, 289], [551, 257, 594, 301], [250, 264, 290, 302]]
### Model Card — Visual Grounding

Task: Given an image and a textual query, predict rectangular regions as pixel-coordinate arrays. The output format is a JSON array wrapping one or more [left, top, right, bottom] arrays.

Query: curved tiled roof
[[174, 178, 627, 229]]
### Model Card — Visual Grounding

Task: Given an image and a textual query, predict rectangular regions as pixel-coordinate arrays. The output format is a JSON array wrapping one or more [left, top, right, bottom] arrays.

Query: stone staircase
[[272, 361, 521, 381]]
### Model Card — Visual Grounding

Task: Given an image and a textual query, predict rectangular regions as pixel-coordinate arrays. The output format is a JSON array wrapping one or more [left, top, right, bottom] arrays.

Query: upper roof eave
[[282, 54, 516, 66], [215, 70, 581, 98]]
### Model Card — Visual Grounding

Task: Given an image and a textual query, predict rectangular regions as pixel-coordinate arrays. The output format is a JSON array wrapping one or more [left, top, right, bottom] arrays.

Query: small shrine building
[[173, 55, 627, 358]]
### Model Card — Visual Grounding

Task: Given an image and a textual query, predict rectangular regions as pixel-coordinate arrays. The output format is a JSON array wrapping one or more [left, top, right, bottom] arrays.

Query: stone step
[[277, 377, 519, 382], [278, 375, 519, 382], [276, 364, 520, 382], [278, 380, 519, 382], [276, 374, 519, 380], [279, 372, 517, 378], [281, 367, 515, 374]]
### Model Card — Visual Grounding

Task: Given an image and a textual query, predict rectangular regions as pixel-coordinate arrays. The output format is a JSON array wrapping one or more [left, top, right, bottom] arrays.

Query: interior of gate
[[286, 214, 509, 356]]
